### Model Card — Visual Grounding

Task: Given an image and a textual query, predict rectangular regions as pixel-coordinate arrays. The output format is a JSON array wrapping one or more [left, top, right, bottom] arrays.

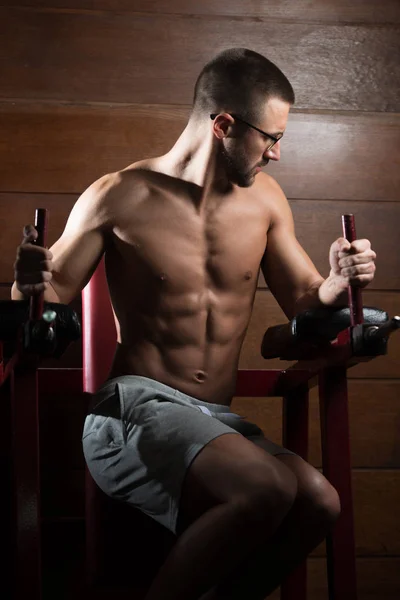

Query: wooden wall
[[1, 2, 399, 598]]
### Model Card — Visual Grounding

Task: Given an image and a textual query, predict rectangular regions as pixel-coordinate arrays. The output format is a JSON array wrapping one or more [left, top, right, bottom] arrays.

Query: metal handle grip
[[29, 208, 49, 321], [341, 214, 363, 326]]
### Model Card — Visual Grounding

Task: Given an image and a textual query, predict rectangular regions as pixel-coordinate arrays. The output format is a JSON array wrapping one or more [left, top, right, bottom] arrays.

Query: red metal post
[[341, 214, 363, 326], [281, 383, 309, 600], [29, 208, 48, 321], [319, 367, 357, 600], [11, 208, 48, 599], [12, 364, 42, 600]]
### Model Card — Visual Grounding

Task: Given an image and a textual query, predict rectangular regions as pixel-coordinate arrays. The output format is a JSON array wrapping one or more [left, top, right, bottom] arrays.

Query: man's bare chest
[[111, 198, 269, 290]]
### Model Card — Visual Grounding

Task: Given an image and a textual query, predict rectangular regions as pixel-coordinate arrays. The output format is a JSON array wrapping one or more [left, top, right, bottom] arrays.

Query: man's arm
[[260, 180, 376, 320], [12, 173, 117, 305]]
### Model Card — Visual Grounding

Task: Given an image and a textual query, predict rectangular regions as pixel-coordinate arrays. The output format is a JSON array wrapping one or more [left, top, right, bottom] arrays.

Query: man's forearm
[[11, 281, 61, 303], [294, 274, 348, 315]]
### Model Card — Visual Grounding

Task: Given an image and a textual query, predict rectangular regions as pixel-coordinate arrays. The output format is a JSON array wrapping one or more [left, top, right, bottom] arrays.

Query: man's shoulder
[[253, 172, 288, 209], [99, 162, 154, 193], [256, 171, 284, 195], [251, 172, 293, 231], [86, 163, 156, 207]]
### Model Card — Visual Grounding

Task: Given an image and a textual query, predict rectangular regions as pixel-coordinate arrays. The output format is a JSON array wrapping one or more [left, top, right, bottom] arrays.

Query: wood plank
[[353, 470, 400, 556], [1, 8, 399, 111], [39, 465, 400, 557], [267, 112, 400, 201], [240, 289, 400, 378], [307, 557, 400, 600], [4, 2, 400, 24], [0, 103, 188, 193], [1, 104, 399, 200], [312, 381, 400, 469], [288, 199, 400, 290], [232, 380, 400, 469], [2, 193, 400, 288]]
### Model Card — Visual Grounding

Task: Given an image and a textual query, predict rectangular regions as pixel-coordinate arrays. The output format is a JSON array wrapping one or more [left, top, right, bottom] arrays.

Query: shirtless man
[[12, 49, 376, 600]]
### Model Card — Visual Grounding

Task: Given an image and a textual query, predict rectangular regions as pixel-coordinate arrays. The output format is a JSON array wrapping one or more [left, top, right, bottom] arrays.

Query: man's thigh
[[177, 432, 295, 534]]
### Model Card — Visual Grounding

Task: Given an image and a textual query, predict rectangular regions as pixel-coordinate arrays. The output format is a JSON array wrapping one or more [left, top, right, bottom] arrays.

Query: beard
[[220, 142, 256, 188], [221, 141, 255, 187]]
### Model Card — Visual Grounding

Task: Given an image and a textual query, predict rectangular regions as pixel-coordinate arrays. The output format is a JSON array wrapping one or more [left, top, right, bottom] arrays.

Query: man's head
[[192, 48, 294, 187]]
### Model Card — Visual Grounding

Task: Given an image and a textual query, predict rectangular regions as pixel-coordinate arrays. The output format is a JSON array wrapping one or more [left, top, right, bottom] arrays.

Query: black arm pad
[[0, 300, 81, 358], [261, 306, 388, 359], [292, 306, 388, 340]]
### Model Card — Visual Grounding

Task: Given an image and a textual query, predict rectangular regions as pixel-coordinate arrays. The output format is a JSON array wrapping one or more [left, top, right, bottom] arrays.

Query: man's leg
[[200, 453, 341, 600], [144, 433, 298, 600]]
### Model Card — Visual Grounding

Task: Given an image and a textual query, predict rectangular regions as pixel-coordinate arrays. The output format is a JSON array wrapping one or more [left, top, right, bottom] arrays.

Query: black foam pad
[[0, 300, 81, 357], [293, 306, 388, 341]]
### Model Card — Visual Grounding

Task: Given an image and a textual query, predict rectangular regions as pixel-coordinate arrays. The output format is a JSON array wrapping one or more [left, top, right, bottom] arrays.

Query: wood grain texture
[[1, 7, 399, 111], [306, 557, 400, 600], [1, 192, 400, 286], [288, 199, 400, 290], [267, 112, 400, 201], [232, 380, 400, 469], [353, 470, 400, 556], [4, 1, 400, 24], [1, 104, 399, 199]]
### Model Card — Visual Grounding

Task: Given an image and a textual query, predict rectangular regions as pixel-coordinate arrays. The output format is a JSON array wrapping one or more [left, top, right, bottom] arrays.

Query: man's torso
[[104, 162, 273, 404]]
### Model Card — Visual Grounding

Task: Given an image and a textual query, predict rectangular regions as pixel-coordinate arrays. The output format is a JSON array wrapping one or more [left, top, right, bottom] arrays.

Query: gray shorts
[[82, 375, 294, 534]]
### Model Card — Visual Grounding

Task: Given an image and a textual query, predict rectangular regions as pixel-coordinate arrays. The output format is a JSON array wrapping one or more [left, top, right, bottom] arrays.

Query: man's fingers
[[332, 237, 351, 254], [22, 224, 38, 244], [15, 270, 53, 285], [338, 250, 377, 267], [350, 238, 371, 253], [340, 262, 376, 279], [16, 244, 53, 261], [17, 281, 49, 296]]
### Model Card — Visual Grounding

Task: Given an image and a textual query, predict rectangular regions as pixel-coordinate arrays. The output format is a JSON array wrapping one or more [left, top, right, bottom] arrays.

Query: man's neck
[[158, 119, 232, 202]]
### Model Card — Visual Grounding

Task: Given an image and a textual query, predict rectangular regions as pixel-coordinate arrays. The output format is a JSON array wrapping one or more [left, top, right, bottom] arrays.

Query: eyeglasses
[[210, 113, 283, 151]]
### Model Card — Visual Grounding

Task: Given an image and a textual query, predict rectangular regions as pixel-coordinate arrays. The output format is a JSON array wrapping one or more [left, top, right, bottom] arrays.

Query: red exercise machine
[[1, 210, 398, 600]]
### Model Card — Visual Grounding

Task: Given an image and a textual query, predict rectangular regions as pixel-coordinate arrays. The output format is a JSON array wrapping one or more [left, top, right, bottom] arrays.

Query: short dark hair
[[192, 48, 295, 121]]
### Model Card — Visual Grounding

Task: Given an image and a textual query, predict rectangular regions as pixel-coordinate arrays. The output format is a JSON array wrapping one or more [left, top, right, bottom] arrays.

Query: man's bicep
[[261, 213, 323, 319], [49, 228, 105, 304], [48, 179, 112, 304]]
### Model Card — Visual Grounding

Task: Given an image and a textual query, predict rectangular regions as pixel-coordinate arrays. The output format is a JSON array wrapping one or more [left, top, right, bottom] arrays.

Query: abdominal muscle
[[108, 284, 255, 405]]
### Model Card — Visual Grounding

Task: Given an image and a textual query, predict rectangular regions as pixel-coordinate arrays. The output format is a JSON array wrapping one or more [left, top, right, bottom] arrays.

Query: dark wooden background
[[1, 2, 399, 598]]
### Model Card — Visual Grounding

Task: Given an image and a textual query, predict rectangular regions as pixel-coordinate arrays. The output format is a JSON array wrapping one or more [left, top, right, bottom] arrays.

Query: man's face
[[220, 97, 290, 188]]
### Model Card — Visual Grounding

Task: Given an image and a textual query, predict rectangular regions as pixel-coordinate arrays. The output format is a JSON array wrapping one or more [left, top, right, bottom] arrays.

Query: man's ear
[[212, 113, 234, 139]]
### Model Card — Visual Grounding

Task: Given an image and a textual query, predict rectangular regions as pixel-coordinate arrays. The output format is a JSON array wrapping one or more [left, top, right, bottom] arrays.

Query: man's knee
[[314, 476, 341, 524], [277, 455, 341, 527], [234, 458, 298, 525], [300, 469, 341, 526]]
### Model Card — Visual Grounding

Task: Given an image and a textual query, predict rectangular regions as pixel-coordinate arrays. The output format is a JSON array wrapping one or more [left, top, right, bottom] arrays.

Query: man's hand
[[13, 224, 54, 296], [318, 237, 376, 306], [330, 237, 376, 287]]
